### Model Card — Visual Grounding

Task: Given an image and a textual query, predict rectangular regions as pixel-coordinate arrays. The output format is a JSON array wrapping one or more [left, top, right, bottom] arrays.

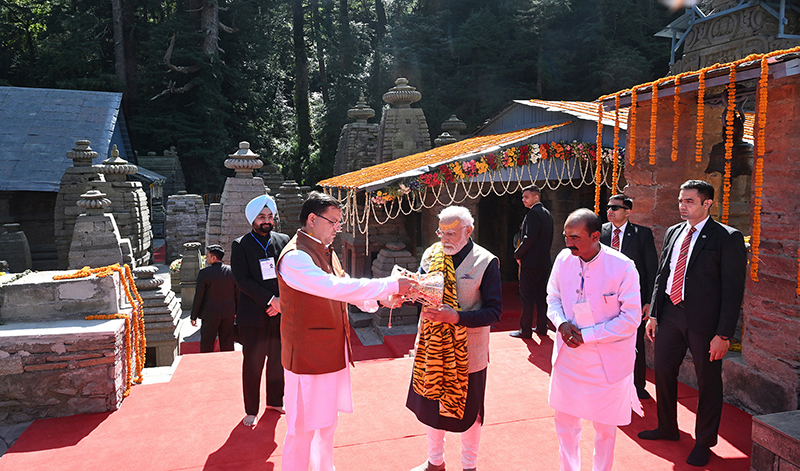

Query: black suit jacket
[[230, 230, 291, 328], [514, 202, 554, 269], [190, 262, 238, 321], [600, 221, 658, 308], [649, 218, 747, 337]]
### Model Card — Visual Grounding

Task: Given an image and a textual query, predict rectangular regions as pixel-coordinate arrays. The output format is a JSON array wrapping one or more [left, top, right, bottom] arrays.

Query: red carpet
[[1, 285, 752, 470], [153, 242, 166, 263]]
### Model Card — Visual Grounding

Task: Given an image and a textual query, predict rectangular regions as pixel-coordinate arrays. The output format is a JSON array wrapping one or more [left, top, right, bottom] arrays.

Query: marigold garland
[[649, 82, 659, 165], [629, 88, 638, 166], [696, 71, 705, 162], [671, 75, 681, 162], [86, 313, 134, 397], [595, 102, 604, 214], [722, 66, 737, 224], [612, 93, 621, 193], [751, 57, 769, 281], [55, 263, 146, 390]]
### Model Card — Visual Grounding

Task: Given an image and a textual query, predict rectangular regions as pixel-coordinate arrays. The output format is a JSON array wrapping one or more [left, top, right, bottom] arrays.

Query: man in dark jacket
[[231, 194, 290, 427], [511, 185, 554, 339], [190, 244, 238, 353], [599, 194, 658, 400]]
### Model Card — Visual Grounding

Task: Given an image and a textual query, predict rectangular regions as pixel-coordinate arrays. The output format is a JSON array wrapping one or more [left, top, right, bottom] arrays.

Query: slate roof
[[0, 87, 124, 192]]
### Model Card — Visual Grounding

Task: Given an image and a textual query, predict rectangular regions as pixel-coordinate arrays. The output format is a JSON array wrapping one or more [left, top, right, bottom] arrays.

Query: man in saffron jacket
[[276, 191, 414, 471]]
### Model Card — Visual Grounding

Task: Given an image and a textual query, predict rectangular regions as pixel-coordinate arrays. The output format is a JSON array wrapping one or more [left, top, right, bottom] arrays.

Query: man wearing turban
[[231, 194, 290, 426]]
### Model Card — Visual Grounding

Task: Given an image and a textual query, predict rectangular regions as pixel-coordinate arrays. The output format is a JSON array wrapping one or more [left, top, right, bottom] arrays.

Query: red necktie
[[611, 228, 621, 251], [669, 226, 696, 305]]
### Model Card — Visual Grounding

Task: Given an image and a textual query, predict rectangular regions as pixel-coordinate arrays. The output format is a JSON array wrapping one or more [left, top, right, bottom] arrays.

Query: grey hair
[[438, 206, 474, 228]]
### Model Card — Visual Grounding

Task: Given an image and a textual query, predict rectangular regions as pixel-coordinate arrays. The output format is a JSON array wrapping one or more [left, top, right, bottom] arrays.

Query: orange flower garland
[[595, 102, 604, 214], [696, 71, 705, 162], [629, 88, 637, 166], [750, 56, 769, 281], [671, 75, 681, 162], [722, 66, 737, 224], [612, 93, 621, 193], [54, 263, 146, 389], [649, 81, 659, 165]]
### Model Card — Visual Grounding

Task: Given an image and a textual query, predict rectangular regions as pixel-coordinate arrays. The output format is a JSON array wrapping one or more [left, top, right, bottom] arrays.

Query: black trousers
[[240, 319, 283, 415], [519, 267, 549, 334], [634, 320, 647, 392], [199, 316, 235, 353], [654, 298, 723, 448]]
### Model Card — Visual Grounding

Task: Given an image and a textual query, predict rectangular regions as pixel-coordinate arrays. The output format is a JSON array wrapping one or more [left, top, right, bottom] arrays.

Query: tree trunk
[[311, 0, 329, 104], [122, 0, 138, 103], [337, 0, 350, 70], [112, 0, 127, 88], [293, 0, 311, 182], [200, 1, 219, 58], [370, 0, 386, 100]]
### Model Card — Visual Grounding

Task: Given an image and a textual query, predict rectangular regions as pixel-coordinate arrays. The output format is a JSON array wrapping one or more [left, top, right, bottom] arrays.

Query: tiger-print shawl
[[411, 243, 470, 419]]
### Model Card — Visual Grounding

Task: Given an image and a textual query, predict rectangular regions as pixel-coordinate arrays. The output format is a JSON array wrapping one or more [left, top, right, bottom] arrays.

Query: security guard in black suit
[[190, 244, 239, 352], [599, 194, 658, 400]]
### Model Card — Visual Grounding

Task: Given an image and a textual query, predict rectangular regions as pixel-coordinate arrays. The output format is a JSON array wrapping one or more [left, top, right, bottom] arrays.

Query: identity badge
[[260, 257, 277, 280]]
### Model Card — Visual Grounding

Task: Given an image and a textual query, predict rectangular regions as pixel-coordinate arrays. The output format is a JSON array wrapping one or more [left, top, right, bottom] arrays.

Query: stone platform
[[751, 410, 800, 471], [0, 319, 127, 425]]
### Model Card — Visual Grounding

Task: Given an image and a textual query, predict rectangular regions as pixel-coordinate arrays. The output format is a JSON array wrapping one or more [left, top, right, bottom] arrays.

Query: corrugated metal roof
[[524, 99, 629, 129], [318, 122, 569, 191], [0, 86, 123, 192]]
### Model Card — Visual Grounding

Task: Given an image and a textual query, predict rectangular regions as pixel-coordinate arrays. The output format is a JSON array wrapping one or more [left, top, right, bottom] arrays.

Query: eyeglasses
[[607, 205, 629, 212], [435, 229, 461, 238], [315, 213, 343, 232]]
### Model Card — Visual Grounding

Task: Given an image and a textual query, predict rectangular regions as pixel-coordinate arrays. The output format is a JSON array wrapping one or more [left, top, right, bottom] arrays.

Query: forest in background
[[1, 0, 678, 194]]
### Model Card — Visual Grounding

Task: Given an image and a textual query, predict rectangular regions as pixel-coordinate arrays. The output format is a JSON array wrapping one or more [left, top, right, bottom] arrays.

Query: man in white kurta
[[276, 191, 414, 471], [547, 209, 642, 471]]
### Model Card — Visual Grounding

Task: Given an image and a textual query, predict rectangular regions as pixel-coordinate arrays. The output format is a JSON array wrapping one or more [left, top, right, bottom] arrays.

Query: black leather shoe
[[686, 445, 711, 466], [637, 388, 652, 400], [638, 429, 680, 441], [509, 330, 532, 339]]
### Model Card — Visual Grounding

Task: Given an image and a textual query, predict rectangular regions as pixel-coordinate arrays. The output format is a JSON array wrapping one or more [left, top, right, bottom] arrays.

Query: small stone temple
[[54, 141, 106, 269], [275, 180, 306, 236], [95, 145, 153, 267], [68, 190, 127, 269], [0, 224, 32, 272], [133, 265, 181, 367], [164, 191, 206, 263], [333, 96, 379, 176], [205, 141, 269, 261]]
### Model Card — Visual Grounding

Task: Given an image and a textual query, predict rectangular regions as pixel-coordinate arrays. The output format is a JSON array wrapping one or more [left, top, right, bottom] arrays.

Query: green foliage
[[1, 0, 678, 193]]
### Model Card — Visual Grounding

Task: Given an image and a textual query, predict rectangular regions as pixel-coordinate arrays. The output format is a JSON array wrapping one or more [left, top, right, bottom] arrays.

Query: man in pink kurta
[[547, 209, 642, 471]]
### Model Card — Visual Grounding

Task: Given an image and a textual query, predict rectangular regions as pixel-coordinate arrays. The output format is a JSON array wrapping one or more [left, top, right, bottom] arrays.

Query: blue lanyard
[[250, 232, 272, 258]]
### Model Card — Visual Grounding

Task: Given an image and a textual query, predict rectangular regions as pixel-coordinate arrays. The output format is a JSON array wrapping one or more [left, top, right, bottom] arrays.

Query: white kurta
[[278, 247, 399, 434], [546, 246, 643, 425]]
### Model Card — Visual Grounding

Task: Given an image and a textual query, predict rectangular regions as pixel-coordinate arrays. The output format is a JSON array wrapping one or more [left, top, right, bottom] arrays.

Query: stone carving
[[134, 265, 181, 367], [68, 189, 126, 269], [54, 140, 105, 269]]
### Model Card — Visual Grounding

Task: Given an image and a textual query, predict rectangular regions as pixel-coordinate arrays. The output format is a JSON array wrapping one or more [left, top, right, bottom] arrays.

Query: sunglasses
[[607, 205, 630, 211]]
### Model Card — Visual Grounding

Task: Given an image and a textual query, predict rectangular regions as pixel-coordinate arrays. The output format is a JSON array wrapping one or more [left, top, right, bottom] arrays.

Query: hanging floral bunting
[[671, 75, 681, 162], [612, 93, 621, 193], [595, 103, 604, 214], [722, 66, 737, 224], [750, 56, 769, 281], [696, 70, 706, 162], [649, 83, 659, 165], [629, 88, 638, 167]]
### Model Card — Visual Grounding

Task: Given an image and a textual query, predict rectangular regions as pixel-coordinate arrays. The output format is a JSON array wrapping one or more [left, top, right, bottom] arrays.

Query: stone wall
[[0, 319, 126, 425], [165, 193, 206, 263], [627, 72, 800, 414]]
